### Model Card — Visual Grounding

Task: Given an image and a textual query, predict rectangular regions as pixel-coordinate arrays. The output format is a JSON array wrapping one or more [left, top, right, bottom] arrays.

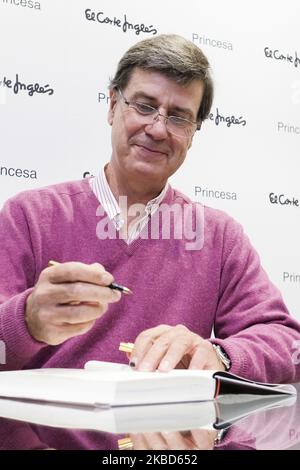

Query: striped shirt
[[89, 165, 169, 244]]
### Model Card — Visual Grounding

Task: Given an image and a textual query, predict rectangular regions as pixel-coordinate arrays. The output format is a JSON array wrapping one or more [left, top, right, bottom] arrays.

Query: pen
[[118, 437, 134, 450], [119, 342, 134, 353], [48, 260, 132, 295]]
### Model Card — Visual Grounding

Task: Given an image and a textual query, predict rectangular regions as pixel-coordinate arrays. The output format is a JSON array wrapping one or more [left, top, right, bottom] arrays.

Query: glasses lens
[[167, 118, 196, 138], [126, 97, 196, 139], [133, 102, 156, 115]]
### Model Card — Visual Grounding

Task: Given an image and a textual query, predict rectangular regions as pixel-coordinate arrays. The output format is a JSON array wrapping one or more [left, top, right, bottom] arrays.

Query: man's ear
[[107, 88, 118, 126]]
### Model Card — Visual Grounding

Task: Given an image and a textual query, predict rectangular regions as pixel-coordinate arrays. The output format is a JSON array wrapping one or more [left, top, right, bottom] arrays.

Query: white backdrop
[[0, 0, 299, 320]]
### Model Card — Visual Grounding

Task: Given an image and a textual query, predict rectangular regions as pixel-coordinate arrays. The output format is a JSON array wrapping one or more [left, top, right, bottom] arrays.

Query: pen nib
[[122, 286, 133, 295]]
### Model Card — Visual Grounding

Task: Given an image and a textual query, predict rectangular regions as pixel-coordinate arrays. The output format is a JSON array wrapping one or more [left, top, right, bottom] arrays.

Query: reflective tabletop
[[0, 384, 299, 450]]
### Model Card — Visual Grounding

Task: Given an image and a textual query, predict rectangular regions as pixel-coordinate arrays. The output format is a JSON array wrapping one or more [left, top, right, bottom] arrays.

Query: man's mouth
[[134, 144, 168, 156]]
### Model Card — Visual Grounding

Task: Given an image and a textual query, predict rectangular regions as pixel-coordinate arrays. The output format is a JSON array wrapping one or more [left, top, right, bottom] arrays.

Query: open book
[[0, 361, 296, 408], [0, 394, 295, 434]]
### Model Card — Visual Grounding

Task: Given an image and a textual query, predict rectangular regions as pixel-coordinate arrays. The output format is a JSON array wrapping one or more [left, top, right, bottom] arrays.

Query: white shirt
[[89, 165, 169, 244]]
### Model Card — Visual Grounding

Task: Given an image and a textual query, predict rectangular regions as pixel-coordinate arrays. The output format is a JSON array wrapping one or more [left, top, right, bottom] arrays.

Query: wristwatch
[[213, 428, 228, 446], [212, 344, 231, 370]]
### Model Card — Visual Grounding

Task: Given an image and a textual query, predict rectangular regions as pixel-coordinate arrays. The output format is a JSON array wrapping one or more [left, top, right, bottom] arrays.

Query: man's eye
[[170, 116, 189, 127], [134, 102, 155, 114]]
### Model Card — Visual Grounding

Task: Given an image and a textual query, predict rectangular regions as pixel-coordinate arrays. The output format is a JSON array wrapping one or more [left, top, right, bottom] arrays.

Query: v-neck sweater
[[0, 178, 300, 383]]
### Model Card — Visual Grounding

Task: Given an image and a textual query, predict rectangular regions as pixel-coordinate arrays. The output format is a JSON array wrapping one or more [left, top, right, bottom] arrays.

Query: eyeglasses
[[118, 89, 201, 139]]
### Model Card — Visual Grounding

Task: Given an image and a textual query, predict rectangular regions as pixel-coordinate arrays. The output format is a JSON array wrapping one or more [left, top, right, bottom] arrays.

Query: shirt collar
[[91, 164, 169, 222]]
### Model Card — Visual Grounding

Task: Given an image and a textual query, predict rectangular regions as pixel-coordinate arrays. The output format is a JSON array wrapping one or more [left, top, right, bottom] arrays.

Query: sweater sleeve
[[0, 196, 46, 371], [212, 218, 300, 384]]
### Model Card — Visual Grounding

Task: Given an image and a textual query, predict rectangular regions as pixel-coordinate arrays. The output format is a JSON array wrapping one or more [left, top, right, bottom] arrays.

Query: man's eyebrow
[[130, 91, 157, 102], [129, 92, 195, 118]]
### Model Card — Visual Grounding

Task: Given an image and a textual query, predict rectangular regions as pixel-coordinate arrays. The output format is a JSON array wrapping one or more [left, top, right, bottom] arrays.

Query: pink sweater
[[0, 178, 299, 383]]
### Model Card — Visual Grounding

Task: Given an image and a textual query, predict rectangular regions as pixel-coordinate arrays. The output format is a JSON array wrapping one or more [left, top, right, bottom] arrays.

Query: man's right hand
[[25, 262, 121, 345]]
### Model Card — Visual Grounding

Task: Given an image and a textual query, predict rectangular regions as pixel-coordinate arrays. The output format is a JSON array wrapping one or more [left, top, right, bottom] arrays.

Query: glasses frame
[[117, 88, 202, 138]]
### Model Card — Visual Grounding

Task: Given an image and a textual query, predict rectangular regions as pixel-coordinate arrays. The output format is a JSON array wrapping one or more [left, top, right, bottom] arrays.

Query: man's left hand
[[128, 325, 225, 372]]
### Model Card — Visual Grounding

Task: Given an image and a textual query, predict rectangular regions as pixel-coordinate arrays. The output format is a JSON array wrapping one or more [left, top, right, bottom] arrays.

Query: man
[[0, 34, 299, 383]]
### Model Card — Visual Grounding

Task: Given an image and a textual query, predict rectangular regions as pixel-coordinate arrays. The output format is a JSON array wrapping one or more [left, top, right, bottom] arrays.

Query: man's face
[[108, 68, 204, 191]]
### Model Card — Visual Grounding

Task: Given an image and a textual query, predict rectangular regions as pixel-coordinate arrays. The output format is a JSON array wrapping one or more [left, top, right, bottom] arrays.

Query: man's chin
[[131, 159, 166, 176], [126, 160, 167, 187]]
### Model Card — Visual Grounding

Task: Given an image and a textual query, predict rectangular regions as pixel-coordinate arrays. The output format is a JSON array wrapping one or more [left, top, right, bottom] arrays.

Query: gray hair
[[109, 34, 214, 123]]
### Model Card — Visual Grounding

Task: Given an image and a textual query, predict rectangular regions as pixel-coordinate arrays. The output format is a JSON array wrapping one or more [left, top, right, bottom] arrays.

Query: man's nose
[[144, 114, 169, 139]]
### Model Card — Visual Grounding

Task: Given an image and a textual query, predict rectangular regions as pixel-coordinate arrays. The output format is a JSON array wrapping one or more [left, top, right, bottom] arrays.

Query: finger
[[190, 429, 217, 450], [188, 344, 211, 370], [131, 325, 171, 370], [177, 431, 201, 450], [51, 303, 109, 325], [129, 433, 148, 450], [143, 433, 169, 451], [135, 334, 182, 372], [137, 329, 201, 372], [161, 431, 189, 450], [188, 340, 224, 370], [156, 334, 201, 372], [46, 262, 115, 287], [136, 337, 170, 371], [50, 283, 121, 304], [44, 320, 96, 345]]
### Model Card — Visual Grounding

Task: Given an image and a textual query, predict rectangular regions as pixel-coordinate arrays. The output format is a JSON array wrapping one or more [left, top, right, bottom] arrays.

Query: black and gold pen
[[48, 260, 132, 295]]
